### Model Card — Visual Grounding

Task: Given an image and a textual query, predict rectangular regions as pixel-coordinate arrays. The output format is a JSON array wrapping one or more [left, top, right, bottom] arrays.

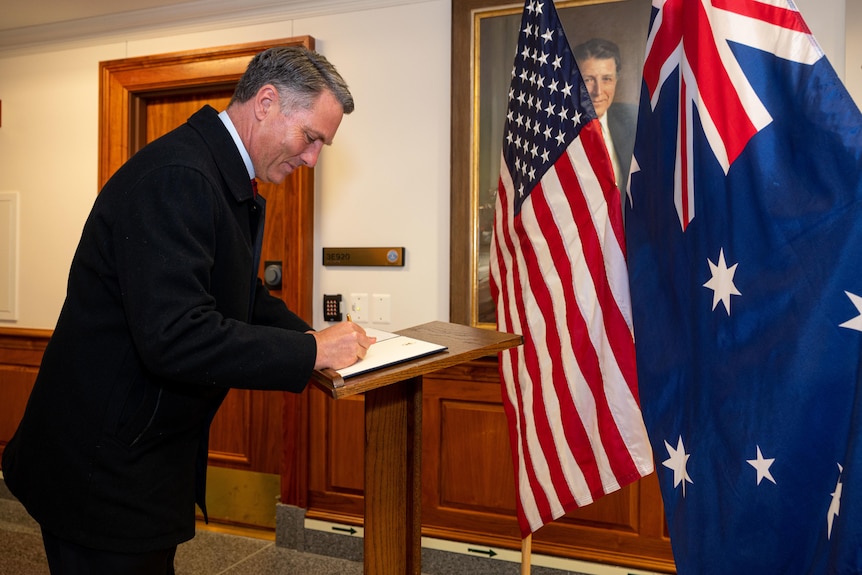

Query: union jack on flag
[[627, 0, 862, 573], [640, 0, 819, 230]]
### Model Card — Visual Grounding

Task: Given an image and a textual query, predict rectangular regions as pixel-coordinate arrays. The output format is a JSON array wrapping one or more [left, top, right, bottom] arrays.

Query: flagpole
[[521, 533, 532, 575]]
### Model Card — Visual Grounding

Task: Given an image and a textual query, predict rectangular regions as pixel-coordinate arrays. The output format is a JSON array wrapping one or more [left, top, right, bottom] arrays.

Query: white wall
[[0, 44, 113, 328], [846, 0, 862, 105], [0, 0, 855, 331], [0, 0, 450, 330], [795, 0, 846, 78]]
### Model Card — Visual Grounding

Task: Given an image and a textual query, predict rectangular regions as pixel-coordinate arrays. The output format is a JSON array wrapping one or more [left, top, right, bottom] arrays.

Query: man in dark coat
[[2, 46, 373, 574]]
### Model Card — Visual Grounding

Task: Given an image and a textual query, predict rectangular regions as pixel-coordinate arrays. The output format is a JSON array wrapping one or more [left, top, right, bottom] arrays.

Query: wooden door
[[99, 38, 315, 529]]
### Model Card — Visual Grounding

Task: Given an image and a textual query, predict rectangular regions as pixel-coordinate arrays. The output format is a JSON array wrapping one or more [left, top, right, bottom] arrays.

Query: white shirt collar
[[599, 112, 610, 133], [218, 109, 255, 180]]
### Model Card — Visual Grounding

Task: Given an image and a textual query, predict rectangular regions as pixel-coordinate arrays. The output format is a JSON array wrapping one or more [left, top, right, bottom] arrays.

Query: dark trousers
[[41, 528, 177, 575]]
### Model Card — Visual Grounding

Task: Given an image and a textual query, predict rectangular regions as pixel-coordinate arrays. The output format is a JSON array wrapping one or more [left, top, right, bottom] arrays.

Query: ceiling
[[0, 0, 197, 31], [0, 0, 247, 52], [0, 0, 398, 53]]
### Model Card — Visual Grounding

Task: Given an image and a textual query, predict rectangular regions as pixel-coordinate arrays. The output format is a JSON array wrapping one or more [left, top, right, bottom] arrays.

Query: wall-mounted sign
[[322, 247, 405, 267]]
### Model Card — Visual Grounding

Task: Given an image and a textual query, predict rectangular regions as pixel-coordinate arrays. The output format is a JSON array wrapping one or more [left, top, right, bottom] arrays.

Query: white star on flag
[[746, 445, 776, 485], [839, 291, 862, 332], [703, 248, 741, 315], [663, 436, 693, 497]]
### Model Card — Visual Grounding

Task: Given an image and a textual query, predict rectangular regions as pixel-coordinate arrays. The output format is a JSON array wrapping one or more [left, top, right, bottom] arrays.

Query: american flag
[[628, 0, 862, 572], [490, 0, 654, 536]]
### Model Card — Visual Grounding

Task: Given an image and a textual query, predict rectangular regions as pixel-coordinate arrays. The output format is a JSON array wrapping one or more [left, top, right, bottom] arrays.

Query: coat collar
[[187, 105, 256, 203]]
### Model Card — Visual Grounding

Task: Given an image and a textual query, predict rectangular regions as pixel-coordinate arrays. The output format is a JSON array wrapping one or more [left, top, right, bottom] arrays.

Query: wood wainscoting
[[306, 357, 675, 573], [0, 328, 50, 462], [1, 329, 674, 572]]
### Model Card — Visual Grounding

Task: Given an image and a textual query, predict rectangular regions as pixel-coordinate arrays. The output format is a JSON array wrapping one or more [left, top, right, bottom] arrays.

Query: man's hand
[[310, 321, 376, 370]]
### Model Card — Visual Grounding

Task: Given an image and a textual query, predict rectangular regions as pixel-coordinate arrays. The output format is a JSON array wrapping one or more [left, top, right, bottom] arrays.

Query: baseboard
[[275, 504, 664, 575]]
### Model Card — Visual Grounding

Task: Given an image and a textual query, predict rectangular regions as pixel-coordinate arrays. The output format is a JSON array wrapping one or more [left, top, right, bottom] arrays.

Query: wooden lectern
[[312, 321, 522, 575]]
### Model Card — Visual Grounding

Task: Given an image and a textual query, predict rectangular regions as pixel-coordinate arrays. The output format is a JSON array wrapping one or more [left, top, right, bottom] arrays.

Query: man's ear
[[254, 84, 279, 121]]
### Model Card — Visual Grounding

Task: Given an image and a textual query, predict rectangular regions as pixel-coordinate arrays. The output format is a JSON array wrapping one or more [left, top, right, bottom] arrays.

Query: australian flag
[[626, 1, 862, 573]]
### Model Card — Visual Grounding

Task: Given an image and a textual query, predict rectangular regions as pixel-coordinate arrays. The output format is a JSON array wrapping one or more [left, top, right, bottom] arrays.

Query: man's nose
[[299, 140, 325, 168]]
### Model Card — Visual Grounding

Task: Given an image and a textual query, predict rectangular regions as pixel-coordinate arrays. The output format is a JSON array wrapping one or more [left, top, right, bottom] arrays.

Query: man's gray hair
[[231, 46, 354, 114]]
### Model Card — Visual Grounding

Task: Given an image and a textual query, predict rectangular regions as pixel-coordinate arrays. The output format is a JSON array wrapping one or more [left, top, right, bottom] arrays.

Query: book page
[[335, 329, 447, 379]]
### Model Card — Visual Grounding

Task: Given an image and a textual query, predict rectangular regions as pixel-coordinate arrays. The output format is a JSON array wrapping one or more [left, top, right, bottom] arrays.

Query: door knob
[[264, 261, 282, 289]]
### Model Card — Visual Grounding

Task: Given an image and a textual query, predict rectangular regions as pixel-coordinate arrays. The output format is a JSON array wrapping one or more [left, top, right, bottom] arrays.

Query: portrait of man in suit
[[574, 37, 639, 205], [469, 3, 650, 325]]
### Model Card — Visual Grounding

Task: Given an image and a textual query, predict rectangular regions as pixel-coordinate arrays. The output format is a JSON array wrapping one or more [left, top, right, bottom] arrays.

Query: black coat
[[2, 106, 316, 553], [607, 101, 638, 192]]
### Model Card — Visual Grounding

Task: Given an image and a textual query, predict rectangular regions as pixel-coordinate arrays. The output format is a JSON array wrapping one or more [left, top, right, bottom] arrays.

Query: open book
[[335, 327, 448, 379]]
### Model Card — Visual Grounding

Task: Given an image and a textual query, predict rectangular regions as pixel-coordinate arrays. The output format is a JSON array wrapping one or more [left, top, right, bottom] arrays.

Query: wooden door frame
[[98, 36, 315, 508]]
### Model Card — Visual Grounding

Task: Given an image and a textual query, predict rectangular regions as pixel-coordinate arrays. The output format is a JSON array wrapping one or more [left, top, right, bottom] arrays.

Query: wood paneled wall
[[0, 329, 674, 572], [306, 358, 675, 573], [0, 328, 50, 460]]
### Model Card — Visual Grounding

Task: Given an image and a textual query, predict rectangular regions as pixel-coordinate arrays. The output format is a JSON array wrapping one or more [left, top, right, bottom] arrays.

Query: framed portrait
[[450, 0, 652, 327]]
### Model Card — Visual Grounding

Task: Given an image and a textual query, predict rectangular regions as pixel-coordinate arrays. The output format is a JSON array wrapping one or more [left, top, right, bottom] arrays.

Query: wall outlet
[[372, 294, 391, 323]]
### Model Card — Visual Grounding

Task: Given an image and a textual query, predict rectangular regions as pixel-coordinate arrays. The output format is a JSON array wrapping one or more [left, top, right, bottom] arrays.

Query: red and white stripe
[[491, 119, 654, 535]]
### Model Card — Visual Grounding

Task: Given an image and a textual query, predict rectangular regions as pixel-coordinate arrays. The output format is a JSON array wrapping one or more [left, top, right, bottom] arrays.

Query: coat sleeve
[[109, 164, 316, 392], [250, 279, 314, 332]]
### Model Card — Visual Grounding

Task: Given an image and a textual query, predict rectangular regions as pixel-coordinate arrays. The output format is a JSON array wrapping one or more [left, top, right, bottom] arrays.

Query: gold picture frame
[[449, 0, 651, 327]]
